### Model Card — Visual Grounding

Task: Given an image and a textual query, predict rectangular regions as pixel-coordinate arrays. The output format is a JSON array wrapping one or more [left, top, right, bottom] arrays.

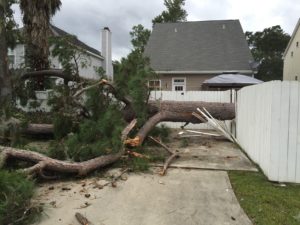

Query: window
[[172, 77, 186, 91], [7, 48, 15, 68], [291, 51, 294, 57], [175, 86, 183, 91], [148, 80, 161, 90], [297, 42, 299, 47], [296, 76, 298, 81]]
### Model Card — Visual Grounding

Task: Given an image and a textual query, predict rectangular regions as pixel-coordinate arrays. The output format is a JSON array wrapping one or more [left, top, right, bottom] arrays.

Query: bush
[[66, 105, 125, 162], [53, 115, 74, 140], [130, 158, 150, 171], [0, 170, 37, 225], [48, 141, 67, 160], [148, 124, 170, 142]]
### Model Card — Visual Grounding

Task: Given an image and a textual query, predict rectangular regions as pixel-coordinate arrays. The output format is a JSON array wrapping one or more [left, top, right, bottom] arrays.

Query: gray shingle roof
[[18, 25, 102, 58], [144, 20, 254, 73], [50, 25, 102, 57]]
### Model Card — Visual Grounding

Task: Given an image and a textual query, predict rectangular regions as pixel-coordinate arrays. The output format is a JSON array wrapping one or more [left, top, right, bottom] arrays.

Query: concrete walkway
[[34, 169, 252, 225], [153, 138, 257, 171]]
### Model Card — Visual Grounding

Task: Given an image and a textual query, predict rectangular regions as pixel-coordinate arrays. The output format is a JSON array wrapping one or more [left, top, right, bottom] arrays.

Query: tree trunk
[[23, 124, 54, 135], [19, 101, 234, 144], [125, 100, 235, 146], [0, 5, 11, 104]]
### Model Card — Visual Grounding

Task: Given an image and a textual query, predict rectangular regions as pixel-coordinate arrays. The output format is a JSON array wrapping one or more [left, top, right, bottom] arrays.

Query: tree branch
[[0, 119, 137, 177]]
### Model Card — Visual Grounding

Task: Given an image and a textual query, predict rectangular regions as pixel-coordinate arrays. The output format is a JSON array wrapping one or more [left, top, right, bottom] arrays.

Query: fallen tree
[[0, 119, 137, 177], [125, 100, 234, 146]]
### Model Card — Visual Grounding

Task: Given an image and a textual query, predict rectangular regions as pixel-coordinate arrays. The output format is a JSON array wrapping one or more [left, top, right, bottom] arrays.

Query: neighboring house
[[283, 18, 300, 81], [8, 25, 113, 80], [144, 20, 255, 91]]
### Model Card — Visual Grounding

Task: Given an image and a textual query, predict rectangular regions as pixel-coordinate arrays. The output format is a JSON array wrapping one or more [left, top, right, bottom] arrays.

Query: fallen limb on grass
[[0, 120, 137, 177]]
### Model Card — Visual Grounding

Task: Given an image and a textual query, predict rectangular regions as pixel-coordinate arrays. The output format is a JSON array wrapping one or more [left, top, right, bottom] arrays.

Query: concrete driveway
[[34, 169, 252, 225]]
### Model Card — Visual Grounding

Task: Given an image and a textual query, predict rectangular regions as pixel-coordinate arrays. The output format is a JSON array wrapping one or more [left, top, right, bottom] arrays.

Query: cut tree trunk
[[23, 124, 54, 135], [0, 119, 137, 177], [126, 101, 235, 146]]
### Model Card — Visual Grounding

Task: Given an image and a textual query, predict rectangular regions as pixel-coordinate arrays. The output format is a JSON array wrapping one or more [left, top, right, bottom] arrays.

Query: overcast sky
[[12, 0, 300, 60]]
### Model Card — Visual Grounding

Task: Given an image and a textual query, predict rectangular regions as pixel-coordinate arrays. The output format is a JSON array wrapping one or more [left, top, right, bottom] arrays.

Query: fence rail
[[236, 81, 300, 183]]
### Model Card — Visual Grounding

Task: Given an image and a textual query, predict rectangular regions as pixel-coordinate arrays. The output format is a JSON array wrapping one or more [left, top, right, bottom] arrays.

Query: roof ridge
[[154, 19, 240, 25]]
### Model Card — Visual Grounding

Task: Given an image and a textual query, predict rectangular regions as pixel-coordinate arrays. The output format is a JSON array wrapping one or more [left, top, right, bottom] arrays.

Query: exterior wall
[[283, 25, 300, 81], [76, 54, 103, 80], [159, 74, 216, 91], [8, 44, 25, 69], [11, 44, 104, 80]]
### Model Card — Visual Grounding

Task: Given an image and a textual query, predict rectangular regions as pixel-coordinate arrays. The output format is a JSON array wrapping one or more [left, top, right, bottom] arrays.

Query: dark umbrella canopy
[[203, 74, 263, 87]]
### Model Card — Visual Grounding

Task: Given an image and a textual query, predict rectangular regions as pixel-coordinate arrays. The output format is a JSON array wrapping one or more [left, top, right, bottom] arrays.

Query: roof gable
[[50, 25, 102, 58], [283, 18, 300, 58], [144, 20, 254, 73]]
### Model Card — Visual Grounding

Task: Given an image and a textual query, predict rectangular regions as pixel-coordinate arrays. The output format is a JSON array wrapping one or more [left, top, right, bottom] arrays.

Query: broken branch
[[75, 212, 90, 225]]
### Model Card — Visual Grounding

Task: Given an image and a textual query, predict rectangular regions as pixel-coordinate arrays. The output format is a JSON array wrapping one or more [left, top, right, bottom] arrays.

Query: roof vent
[[174, 28, 177, 32], [222, 24, 226, 29]]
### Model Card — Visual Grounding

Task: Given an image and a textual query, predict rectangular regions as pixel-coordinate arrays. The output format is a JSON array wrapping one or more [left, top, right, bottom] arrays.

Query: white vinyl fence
[[150, 90, 235, 129], [237, 81, 300, 183]]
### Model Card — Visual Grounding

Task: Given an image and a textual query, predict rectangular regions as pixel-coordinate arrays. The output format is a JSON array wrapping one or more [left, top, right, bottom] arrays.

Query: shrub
[[48, 141, 67, 160], [66, 105, 125, 162], [130, 158, 150, 171], [53, 115, 74, 140], [0, 170, 37, 225], [148, 124, 170, 142]]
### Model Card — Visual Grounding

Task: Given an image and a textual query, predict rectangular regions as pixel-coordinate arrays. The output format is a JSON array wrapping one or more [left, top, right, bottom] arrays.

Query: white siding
[[237, 81, 300, 183], [9, 44, 25, 69], [12, 44, 104, 80]]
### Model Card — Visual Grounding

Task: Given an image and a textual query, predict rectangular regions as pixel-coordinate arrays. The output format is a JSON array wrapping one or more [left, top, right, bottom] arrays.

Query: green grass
[[229, 171, 300, 225]]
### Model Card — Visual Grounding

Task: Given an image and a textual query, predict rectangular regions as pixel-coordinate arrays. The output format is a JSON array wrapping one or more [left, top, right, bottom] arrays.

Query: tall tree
[[114, 25, 154, 126], [20, 0, 62, 71], [130, 24, 151, 54], [0, 0, 17, 107], [246, 25, 290, 81], [152, 0, 187, 25]]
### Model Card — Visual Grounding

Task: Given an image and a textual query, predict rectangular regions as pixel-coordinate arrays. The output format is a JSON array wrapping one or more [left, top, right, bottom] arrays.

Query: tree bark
[[23, 124, 54, 135], [126, 101, 235, 146], [0, 4, 11, 103]]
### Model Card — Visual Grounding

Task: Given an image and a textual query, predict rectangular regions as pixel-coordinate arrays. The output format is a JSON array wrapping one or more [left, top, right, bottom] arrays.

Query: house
[[283, 18, 300, 81], [144, 20, 255, 91], [8, 25, 113, 80]]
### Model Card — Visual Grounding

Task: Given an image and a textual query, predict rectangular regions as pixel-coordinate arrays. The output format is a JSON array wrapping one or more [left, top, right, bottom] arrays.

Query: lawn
[[229, 171, 300, 225]]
